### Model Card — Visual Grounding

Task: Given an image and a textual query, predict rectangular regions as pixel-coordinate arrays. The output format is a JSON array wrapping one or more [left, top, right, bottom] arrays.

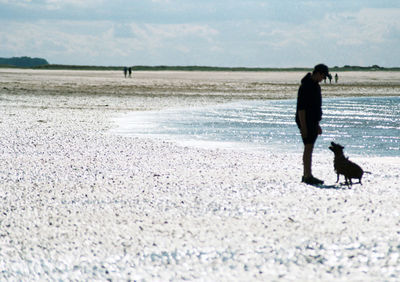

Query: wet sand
[[2, 69, 400, 111], [0, 69, 399, 280]]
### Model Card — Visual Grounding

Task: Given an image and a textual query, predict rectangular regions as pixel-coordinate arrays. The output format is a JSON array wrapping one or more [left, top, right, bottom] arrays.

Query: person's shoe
[[302, 176, 324, 185]]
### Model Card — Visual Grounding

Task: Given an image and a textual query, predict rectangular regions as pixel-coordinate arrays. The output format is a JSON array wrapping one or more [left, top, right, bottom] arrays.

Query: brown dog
[[329, 142, 366, 186]]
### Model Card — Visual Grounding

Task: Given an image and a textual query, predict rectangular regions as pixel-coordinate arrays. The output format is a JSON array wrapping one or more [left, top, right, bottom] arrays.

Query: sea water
[[114, 96, 400, 157]]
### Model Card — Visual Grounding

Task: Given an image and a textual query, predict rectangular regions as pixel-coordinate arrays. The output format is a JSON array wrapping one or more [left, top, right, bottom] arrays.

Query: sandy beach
[[0, 69, 400, 281]]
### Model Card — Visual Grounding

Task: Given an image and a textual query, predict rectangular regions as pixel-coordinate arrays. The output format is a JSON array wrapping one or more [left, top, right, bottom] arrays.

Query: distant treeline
[[27, 64, 400, 72], [34, 64, 314, 72], [0, 57, 399, 71], [0, 56, 49, 67]]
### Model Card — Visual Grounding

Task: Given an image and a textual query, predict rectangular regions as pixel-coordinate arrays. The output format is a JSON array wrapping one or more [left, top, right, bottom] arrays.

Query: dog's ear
[[331, 142, 335, 146], [340, 144, 344, 149]]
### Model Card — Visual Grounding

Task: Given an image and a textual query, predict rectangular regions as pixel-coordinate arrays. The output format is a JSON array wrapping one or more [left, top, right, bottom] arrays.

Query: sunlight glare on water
[[114, 97, 400, 157]]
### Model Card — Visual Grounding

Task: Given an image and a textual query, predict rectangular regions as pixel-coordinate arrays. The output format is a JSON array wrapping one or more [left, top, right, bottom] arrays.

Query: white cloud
[[0, 0, 104, 10], [129, 23, 219, 50], [0, 20, 220, 65], [0, 0, 31, 3], [257, 8, 400, 49], [322, 8, 400, 46], [0, 0, 31, 7], [43, 0, 105, 10], [1, 2, 399, 67]]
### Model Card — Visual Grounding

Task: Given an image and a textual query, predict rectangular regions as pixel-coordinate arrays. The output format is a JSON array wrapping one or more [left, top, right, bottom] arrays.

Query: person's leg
[[302, 140, 324, 185], [299, 123, 323, 184], [303, 143, 314, 178]]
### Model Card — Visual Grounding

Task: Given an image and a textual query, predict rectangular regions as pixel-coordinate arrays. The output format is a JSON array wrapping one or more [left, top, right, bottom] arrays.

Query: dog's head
[[329, 142, 345, 155]]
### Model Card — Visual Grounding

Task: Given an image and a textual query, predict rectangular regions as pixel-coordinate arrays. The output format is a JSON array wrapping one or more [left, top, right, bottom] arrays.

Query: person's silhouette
[[295, 64, 332, 185]]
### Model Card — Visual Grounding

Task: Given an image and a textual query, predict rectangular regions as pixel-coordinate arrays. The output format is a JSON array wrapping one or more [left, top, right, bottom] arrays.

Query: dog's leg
[[336, 174, 340, 183]]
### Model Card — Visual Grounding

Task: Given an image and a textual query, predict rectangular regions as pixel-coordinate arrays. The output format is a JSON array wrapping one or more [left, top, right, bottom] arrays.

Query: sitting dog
[[328, 142, 366, 186]]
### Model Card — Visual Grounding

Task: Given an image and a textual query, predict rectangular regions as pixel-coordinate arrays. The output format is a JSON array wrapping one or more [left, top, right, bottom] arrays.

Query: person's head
[[313, 64, 332, 82]]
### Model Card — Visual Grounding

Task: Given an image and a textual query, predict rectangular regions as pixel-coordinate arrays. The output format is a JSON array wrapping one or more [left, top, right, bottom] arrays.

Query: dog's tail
[[364, 171, 372, 174]]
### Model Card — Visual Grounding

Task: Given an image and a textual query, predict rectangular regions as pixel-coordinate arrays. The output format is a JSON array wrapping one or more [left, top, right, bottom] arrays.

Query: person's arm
[[298, 110, 307, 138]]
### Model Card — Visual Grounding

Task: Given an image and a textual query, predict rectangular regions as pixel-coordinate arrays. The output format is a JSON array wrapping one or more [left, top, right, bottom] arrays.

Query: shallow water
[[114, 96, 400, 157]]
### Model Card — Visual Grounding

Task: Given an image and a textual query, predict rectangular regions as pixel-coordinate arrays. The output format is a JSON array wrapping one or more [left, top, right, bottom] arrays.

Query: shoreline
[[0, 69, 400, 280]]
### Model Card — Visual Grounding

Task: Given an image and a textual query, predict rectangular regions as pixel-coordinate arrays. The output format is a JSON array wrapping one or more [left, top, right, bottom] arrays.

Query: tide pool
[[114, 96, 400, 157]]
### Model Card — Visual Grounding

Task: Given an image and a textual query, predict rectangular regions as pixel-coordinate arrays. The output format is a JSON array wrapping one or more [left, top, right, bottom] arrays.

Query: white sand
[[0, 69, 400, 280]]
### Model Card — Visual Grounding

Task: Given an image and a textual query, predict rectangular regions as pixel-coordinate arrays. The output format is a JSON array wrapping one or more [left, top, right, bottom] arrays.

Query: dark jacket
[[295, 73, 322, 127]]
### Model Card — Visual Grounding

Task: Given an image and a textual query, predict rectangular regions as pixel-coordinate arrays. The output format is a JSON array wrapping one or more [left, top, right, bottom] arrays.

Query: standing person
[[123, 67, 128, 78], [128, 67, 132, 78], [335, 73, 339, 83], [295, 64, 331, 185]]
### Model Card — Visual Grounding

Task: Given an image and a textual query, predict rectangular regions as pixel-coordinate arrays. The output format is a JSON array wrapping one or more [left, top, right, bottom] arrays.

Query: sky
[[1, 0, 399, 67]]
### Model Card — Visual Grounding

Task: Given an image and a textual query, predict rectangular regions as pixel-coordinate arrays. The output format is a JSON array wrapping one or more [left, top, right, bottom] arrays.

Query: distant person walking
[[335, 73, 339, 83], [295, 64, 332, 185], [123, 67, 128, 78], [128, 67, 132, 78]]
